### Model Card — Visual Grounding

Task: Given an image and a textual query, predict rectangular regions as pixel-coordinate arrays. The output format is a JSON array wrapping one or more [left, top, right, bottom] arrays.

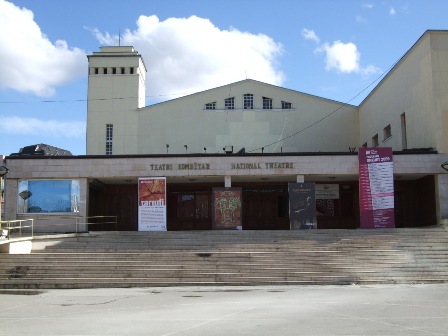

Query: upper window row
[[90, 67, 135, 75], [205, 94, 293, 110]]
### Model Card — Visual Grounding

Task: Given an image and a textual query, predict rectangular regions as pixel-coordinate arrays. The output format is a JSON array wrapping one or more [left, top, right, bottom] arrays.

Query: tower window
[[103, 68, 107, 75], [94, 68, 99, 75], [112, 68, 117, 74], [243, 94, 253, 109], [130, 67, 134, 74], [106, 124, 113, 155], [263, 97, 273, 109], [121, 67, 125, 74]]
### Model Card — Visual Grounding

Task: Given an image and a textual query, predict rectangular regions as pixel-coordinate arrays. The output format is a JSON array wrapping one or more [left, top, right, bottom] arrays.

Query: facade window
[[362, 142, 368, 147], [130, 67, 134, 74], [205, 102, 216, 110], [121, 67, 125, 74], [224, 97, 234, 109], [112, 68, 117, 74], [383, 124, 392, 141], [401, 113, 407, 149], [263, 97, 273, 109], [94, 68, 99, 75], [281, 101, 292, 109], [372, 134, 379, 147], [243, 94, 253, 109], [103, 68, 107, 75], [17, 180, 80, 214], [106, 124, 113, 155]]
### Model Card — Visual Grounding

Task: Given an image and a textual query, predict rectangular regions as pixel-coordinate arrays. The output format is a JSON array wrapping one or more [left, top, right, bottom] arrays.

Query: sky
[[1, 0, 447, 156]]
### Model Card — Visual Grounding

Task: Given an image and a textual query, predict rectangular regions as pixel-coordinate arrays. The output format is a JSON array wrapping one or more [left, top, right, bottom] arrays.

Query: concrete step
[[2, 227, 448, 288]]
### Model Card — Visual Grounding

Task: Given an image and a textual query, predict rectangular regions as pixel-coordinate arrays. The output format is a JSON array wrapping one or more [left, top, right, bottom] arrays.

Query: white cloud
[[0, 116, 85, 137], [319, 41, 361, 73], [318, 41, 381, 75], [362, 3, 374, 9], [303, 29, 381, 76], [389, 7, 396, 15], [0, 0, 86, 96], [301, 28, 320, 44], [92, 15, 285, 101]]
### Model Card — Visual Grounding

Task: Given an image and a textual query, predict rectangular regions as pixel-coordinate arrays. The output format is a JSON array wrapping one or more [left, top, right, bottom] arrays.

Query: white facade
[[359, 31, 448, 153], [4, 30, 448, 231]]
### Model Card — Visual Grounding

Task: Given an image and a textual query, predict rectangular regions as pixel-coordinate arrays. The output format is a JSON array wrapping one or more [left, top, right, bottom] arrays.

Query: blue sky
[[1, 0, 447, 156]]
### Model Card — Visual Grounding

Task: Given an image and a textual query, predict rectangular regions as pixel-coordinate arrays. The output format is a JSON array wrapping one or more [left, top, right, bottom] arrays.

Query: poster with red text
[[138, 177, 167, 231], [358, 148, 395, 229]]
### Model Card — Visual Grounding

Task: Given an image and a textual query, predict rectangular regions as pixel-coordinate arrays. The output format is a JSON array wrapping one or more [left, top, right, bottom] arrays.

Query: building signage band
[[147, 162, 295, 171], [358, 147, 395, 229], [138, 177, 167, 231]]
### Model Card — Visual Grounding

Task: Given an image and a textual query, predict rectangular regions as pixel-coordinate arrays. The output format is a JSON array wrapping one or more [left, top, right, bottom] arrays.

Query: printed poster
[[138, 177, 167, 231], [212, 188, 242, 230], [289, 183, 317, 230], [358, 147, 395, 229]]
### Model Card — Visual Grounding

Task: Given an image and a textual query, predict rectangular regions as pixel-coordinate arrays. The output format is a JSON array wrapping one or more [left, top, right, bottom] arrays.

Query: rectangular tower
[[86, 46, 147, 155]]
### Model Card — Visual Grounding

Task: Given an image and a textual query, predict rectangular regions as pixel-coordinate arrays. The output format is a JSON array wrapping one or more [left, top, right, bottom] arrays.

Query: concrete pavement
[[1, 284, 448, 335]]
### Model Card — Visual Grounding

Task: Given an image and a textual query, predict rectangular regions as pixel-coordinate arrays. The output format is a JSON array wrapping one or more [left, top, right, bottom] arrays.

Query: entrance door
[[243, 193, 278, 230]]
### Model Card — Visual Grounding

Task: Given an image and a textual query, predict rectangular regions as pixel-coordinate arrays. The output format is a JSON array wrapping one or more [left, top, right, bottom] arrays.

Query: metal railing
[[0, 219, 34, 240], [0, 216, 117, 240]]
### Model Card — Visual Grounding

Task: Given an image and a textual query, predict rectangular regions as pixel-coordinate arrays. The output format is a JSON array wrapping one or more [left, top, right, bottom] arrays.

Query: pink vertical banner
[[358, 148, 395, 229]]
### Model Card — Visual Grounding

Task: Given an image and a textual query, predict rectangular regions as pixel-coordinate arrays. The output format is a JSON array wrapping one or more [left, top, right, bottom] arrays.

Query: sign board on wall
[[315, 184, 339, 199], [138, 177, 167, 231], [212, 188, 242, 230], [288, 183, 317, 230], [358, 147, 395, 229]]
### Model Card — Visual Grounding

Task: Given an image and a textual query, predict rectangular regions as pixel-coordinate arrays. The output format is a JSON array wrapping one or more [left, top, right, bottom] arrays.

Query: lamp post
[[0, 166, 9, 221]]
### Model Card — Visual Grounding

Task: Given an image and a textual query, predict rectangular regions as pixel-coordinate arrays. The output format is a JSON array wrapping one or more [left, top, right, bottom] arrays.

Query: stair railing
[[0, 219, 34, 240]]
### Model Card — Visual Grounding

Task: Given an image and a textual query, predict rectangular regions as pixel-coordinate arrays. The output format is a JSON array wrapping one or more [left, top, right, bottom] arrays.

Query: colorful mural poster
[[212, 188, 242, 230], [288, 183, 317, 230], [138, 177, 167, 231], [358, 147, 395, 229]]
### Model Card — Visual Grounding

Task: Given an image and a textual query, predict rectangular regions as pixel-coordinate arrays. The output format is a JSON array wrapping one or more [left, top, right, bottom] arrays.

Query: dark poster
[[212, 188, 242, 230], [288, 183, 317, 230], [358, 147, 395, 229]]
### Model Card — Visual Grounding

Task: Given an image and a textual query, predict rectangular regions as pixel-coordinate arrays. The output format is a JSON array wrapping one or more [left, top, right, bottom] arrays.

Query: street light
[[0, 166, 9, 221]]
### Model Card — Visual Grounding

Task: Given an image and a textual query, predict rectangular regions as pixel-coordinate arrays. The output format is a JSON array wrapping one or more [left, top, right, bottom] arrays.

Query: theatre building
[[3, 30, 448, 232]]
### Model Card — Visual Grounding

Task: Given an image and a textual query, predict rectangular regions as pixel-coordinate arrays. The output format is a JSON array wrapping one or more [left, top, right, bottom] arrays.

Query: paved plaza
[[1, 284, 448, 335]]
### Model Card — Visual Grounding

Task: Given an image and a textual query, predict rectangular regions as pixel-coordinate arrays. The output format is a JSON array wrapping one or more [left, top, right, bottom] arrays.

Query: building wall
[[359, 31, 448, 152], [138, 80, 360, 155]]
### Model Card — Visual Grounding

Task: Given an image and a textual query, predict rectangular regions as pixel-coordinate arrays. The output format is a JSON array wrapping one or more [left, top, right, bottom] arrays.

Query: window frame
[[204, 102, 216, 110], [106, 124, 113, 155], [372, 134, 379, 147], [243, 94, 254, 109], [224, 97, 235, 110], [263, 97, 273, 110], [383, 124, 392, 142], [17, 179, 81, 214], [281, 101, 292, 109]]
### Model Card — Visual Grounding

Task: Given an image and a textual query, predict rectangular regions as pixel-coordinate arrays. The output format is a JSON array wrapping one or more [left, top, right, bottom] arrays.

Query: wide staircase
[[1, 227, 448, 289]]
